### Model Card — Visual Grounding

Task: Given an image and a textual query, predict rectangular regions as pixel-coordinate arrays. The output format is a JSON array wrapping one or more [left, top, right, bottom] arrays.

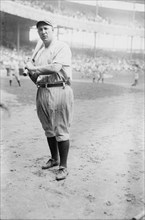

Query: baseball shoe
[[42, 158, 59, 169], [56, 167, 68, 181]]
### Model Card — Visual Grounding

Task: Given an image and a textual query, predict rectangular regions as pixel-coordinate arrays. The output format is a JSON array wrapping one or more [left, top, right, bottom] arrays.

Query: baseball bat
[[23, 39, 43, 76]]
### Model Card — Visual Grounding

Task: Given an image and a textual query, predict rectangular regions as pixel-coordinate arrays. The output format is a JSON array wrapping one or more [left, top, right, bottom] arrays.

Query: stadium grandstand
[[0, 0, 144, 78]]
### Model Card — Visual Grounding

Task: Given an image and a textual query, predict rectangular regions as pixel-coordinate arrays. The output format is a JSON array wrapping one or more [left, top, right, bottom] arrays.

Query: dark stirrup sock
[[58, 140, 69, 168], [47, 137, 59, 161]]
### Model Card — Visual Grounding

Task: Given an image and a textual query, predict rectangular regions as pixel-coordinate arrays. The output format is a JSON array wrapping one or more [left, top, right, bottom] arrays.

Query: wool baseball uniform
[[34, 39, 74, 142], [9, 59, 20, 81]]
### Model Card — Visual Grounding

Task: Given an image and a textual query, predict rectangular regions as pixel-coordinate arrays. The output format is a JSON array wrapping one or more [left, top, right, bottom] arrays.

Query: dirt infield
[[1, 75, 144, 219]]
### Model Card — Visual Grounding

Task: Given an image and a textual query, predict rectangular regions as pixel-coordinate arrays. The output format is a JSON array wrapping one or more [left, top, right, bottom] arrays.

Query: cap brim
[[36, 20, 53, 28]]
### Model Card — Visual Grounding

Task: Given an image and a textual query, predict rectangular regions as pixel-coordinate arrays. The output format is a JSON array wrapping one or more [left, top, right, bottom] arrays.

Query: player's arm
[[25, 62, 62, 76], [36, 63, 62, 75]]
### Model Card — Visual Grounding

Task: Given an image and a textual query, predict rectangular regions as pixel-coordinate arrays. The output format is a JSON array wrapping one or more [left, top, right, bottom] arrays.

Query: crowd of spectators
[[11, 0, 144, 28], [0, 46, 27, 73], [73, 46, 145, 79], [72, 52, 144, 80], [72, 53, 123, 79], [1, 46, 144, 81], [12, 0, 105, 23]]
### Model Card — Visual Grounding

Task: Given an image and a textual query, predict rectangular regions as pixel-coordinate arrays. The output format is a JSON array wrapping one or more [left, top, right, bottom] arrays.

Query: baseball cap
[[36, 20, 53, 28]]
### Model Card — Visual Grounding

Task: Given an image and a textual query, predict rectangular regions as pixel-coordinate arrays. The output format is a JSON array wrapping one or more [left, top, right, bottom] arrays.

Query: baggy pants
[[36, 85, 74, 142]]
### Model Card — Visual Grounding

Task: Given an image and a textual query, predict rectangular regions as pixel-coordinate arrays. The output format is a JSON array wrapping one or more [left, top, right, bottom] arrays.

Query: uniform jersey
[[35, 39, 72, 84], [34, 39, 74, 142], [9, 60, 20, 80]]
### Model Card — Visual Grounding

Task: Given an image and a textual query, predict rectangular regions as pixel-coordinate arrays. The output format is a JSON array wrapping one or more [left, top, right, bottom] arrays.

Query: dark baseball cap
[[36, 20, 53, 28]]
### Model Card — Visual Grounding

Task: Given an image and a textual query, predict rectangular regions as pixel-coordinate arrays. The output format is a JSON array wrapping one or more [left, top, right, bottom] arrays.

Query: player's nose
[[41, 28, 47, 34]]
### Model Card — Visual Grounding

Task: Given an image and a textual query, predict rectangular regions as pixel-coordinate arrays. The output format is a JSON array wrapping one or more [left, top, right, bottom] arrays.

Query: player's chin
[[41, 36, 48, 41]]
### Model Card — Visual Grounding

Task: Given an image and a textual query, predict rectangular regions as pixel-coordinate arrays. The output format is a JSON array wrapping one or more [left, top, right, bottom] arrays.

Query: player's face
[[37, 25, 53, 45]]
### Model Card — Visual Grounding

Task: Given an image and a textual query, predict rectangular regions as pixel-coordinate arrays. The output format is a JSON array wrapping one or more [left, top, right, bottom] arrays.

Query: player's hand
[[29, 72, 39, 84], [25, 61, 36, 71]]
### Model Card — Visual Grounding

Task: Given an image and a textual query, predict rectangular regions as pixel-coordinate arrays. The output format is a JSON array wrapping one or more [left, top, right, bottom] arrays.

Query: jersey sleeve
[[52, 43, 72, 66]]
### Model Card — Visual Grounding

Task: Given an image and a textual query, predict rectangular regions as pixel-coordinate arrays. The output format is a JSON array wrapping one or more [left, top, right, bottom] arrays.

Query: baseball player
[[131, 63, 139, 86], [25, 20, 74, 181], [97, 62, 106, 83], [91, 61, 97, 83], [9, 56, 21, 87]]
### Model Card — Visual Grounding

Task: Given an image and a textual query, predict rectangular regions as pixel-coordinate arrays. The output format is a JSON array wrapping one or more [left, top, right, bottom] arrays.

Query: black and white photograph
[[0, 0, 144, 219]]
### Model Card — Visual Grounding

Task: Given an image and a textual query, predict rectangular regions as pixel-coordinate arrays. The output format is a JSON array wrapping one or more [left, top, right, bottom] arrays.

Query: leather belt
[[37, 82, 66, 88]]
